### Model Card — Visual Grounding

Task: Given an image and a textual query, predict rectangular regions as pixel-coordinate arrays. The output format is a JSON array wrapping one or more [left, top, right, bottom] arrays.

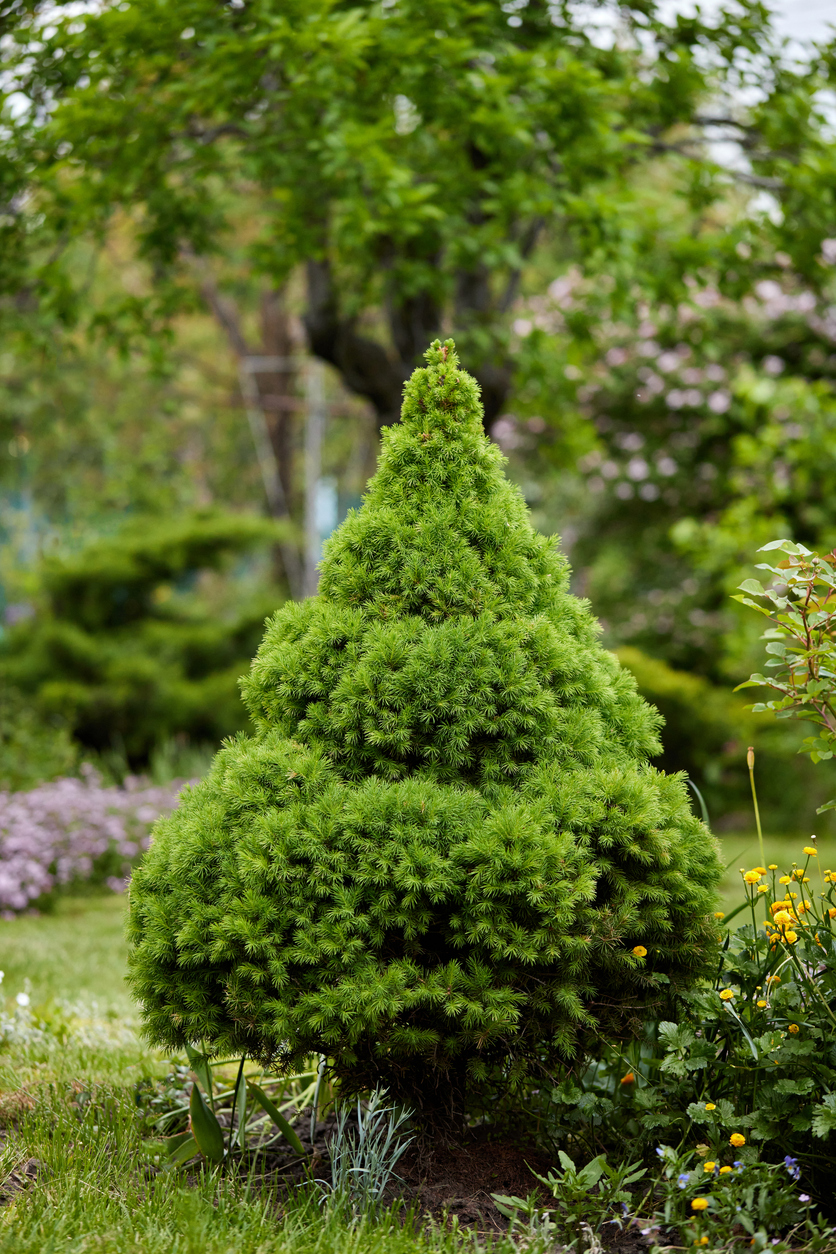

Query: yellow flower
[[769, 864, 778, 870], [691, 1198, 709, 1211], [729, 1133, 746, 1148], [697, 1238, 709, 1247], [828, 908, 836, 919], [704, 1103, 716, 1111], [719, 1165, 732, 1175], [632, 945, 647, 957], [621, 1072, 635, 1085], [766, 974, 781, 984], [789, 892, 798, 899], [755, 866, 767, 874], [757, 885, 768, 893], [773, 910, 793, 927], [788, 1024, 800, 1034], [703, 1161, 716, 1172], [779, 876, 791, 885], [744, 870, 761, 884], [784, 930, 798, 944], [719, 988, 734, 1001], [804, 847, 817, 857], [714, 911, 725, 919], [802, 877, 811, 884], [757, 999, 767, 1008]]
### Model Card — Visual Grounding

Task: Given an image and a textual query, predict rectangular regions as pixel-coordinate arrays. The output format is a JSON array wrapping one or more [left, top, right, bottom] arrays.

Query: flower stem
[[747, 747, 768, 920]]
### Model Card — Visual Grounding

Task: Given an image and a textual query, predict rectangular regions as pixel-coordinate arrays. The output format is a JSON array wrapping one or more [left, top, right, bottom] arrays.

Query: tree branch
[[647, 141, 784, 190], [304, 259, 408, 427]]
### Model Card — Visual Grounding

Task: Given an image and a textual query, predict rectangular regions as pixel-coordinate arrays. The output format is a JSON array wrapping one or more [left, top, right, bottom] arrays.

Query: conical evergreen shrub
[[127, 341, 720, 1130]]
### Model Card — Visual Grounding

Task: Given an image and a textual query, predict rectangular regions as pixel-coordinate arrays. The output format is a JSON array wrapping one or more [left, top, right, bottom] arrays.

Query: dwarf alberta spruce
[[127, 341, 721, 1127]]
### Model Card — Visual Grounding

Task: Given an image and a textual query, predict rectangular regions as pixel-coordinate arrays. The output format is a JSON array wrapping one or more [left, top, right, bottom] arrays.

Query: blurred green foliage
[[0, 511, 283, 765], [4, 0, 835, 430], [617, 647, 826, 830], [0, 687, 78, 791], [509, 261, 836, 682]]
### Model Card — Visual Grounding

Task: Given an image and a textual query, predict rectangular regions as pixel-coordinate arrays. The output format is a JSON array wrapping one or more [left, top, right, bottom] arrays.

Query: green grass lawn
[[0, 893, 132, 1012]]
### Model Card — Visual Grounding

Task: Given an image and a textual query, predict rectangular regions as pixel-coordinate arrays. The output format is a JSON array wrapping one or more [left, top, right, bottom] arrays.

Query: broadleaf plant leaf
[[189, 1082, 225, 1163], [247, 1082, 305, 1156]]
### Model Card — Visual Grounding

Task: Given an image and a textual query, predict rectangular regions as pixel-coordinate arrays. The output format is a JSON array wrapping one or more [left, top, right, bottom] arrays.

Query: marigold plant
[[127, 341, 721, 1130]]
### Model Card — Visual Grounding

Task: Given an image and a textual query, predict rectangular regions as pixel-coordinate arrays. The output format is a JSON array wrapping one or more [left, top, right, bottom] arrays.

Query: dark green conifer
[[127, 341, 720, 1131]]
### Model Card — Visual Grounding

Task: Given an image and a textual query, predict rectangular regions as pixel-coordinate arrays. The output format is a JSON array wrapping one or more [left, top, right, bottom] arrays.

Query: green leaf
[[189, 1082, 225, 1163], [577, 1155, 606, 1188], [811, 1093, 836, 1139], [758, 539, 807, 554], [733, 677, 768, 691], [738, 578, 766, 595], [232, 1056, 247, 1152], [246, 1082, 305, 1156], [185, 1042, 213, 1102], [730, 595, 772, 614], [722, 1003, 759, 1062], [162, 1130, 196, 1157], [490, 1193, 543, 1222], [168, 1135, 200, 1166]]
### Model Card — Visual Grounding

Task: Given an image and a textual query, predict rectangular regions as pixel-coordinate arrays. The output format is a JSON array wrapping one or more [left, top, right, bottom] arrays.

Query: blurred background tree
[[0, 0, 834, 827]]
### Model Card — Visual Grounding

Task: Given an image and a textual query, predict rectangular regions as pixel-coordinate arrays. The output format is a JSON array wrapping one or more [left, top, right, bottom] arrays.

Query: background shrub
[[618, 647, 828, 827], [0, 510, 284, 766]]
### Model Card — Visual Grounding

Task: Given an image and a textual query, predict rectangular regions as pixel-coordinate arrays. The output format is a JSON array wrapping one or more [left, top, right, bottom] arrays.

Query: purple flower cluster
[[0, 765, 183, 915]]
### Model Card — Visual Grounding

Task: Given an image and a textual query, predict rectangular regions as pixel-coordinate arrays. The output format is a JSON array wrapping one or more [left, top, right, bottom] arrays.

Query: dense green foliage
[[0, 687, 77, 790], [528, 846, 836, 1212], [3, 2, 836, 833], [127, 343, 721, 1126], [3, 889, 836, 1251], [0, 510, 281, 763], [5, 1, 834, 430]]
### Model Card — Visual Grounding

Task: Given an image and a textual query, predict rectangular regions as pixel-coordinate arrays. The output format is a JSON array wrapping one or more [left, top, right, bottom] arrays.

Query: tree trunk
[[257, 289, 306, 519], [304, 259, 512, 435]]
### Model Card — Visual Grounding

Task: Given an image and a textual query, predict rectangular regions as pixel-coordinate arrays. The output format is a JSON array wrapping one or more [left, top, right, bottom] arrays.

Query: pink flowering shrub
[[0, 766, 182, 915]]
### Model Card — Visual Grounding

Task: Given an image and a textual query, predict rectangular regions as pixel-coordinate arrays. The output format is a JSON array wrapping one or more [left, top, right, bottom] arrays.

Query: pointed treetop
[[316, 339, 567, 620], [398, 338, 484, 442]]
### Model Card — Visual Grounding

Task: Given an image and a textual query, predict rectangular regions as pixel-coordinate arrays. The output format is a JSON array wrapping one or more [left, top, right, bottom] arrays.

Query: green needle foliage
[[127, 342, 721, 1133]]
